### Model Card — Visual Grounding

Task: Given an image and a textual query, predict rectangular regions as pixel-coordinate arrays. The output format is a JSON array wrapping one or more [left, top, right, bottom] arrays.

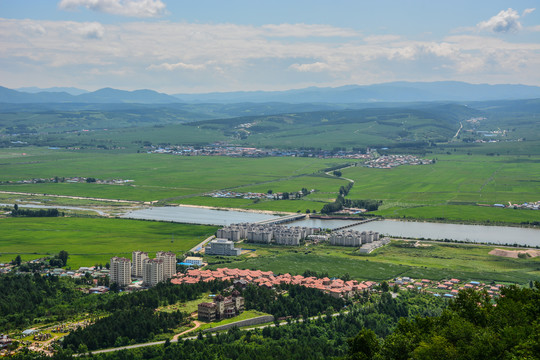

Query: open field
[[206, 241, 540, 284], [0, 148, 349, 202], [375, 204, 540, 224], [345, 154, 540, 205], [0, 148, 539, 224], [0, 217, 217, 268]]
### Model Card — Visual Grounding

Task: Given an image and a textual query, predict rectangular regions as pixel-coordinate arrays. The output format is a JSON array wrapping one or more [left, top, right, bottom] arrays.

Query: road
[[188, 235, 215, 254], [78, 311, 349, 356]]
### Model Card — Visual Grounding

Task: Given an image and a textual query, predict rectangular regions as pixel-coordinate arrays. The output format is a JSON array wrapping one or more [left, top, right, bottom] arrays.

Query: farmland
[[0, 217, 217, 268], [206, 240, 540, 284]]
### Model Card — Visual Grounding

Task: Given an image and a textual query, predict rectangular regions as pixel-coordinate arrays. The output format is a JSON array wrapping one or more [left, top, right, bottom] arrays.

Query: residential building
[[132, 250, 148, 277], [143, 258, 164, 287], [110, 257, 131, 286], [156, 251, 176, 279], [198, 291, 244, 322], [205, 238, 242, 256]]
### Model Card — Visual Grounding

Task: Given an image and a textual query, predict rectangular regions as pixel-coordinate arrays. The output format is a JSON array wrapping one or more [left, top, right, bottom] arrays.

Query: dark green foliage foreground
[[243, 283, 347, 318], [0, 274, 89, 331]]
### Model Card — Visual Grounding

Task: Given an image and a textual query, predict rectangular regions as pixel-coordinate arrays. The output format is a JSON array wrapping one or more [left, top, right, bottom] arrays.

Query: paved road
[[78, 311, 349, 356], [188, 235, 215, 253]]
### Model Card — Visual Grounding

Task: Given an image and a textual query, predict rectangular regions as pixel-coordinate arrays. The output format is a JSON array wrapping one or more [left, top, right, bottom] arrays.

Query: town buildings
[[109, 257, 131, 286], [132, 250, 148, 277], [197, 291, 245, 322], [172, 268, 376, 298], [156, 251, 176, 280], [183, 256, 204, 266], [217, 223, 319, 246], [143, 258, 164, 287], [329, 230, 380, 247], [205, 238, 242, 256]]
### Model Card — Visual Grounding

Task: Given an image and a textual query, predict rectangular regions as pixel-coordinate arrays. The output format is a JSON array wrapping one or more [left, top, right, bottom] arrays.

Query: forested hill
[[188, 104, 483, 149]]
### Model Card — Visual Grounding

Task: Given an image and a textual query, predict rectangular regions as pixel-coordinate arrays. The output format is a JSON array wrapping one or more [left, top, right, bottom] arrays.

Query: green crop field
[[345, 154, 540, 205], [0, 217, 217, 268], [206, 241, 540, 284], [1, 148, 539, 224], [375, 204, 540, 224], [0, 148, 349, 202]]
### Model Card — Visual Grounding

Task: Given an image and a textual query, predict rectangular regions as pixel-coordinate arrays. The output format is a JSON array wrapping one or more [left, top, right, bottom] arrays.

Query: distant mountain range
[[2, 81, 540, 104]]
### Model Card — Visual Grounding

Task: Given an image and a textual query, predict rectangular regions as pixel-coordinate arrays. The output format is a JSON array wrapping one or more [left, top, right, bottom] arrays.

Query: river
[[123, 206, 540, 247]]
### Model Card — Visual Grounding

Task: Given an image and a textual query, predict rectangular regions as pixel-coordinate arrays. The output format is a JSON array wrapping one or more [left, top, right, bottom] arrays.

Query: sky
[[1, 0, 540, 93]]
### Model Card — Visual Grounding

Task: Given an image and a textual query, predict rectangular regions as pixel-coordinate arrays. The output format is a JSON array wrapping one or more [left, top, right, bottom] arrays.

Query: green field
[[375, 204, 540, 224], [1, 148, 539, 224], [342, 154, 540, 223], [0, 148, 349, 202], [206, 241, 540, 284], [0, 217, 217, 268]]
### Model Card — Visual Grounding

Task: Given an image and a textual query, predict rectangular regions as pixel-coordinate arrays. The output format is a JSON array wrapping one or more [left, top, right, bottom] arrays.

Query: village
[[363, 154, 434, 169]]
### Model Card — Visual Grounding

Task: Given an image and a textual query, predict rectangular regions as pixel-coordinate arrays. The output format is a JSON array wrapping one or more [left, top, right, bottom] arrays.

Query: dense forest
[[243, 283, 348, 319], [5, 274, 540, 359]]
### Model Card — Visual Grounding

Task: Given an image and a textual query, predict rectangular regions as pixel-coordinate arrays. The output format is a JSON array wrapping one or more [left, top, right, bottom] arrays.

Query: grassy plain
[[343, 154, 540, 223], [1, 148, 539, 224], [206, 241, 540, 284], [0, 217, 217, 268], [0, 148, 349, 202], [375, 204, 540, 224]]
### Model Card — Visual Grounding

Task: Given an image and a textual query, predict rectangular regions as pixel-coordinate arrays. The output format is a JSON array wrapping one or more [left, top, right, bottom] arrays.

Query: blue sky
[[1, 0, 539, 93]]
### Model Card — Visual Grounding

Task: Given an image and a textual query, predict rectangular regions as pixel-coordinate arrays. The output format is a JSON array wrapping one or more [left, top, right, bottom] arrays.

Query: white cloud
[[2, 18, 540, 91], [76, 22, 105, 39], [289, 62, 330, 72], [363, 35, 401, 44], [58, 0, 166, 18], [477, 8, 523, 33], [262, 23, 358, 38], [523, 8, 535, 16], [148, 61, 206, 71]]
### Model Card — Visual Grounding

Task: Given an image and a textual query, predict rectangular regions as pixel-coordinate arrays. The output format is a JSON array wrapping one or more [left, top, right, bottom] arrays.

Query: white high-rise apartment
[[132, 250, 148, 277], [110, 257, 131, 286], [143, 258, 164, 287], [156, 251, 176, 279]]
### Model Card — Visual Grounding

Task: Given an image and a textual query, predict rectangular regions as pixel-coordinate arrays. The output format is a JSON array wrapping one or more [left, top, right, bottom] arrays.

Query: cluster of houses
[[485, 200, 540, 210], [389, 277, 505, 298], [148, 144, 375, 159], [171, 268, 377, 298], [206, 189, 313, 200], [1, 176, 133, 185], [217, 223, 319, 246], [363, 155, 433, 169]]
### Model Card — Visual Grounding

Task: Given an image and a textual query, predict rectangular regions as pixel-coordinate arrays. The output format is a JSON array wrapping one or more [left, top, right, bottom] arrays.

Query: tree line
[[10, 204, 63, 217]]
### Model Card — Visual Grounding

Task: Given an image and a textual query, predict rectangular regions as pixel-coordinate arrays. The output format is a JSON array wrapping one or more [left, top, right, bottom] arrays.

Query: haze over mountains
[[3, 81, 540, 105]]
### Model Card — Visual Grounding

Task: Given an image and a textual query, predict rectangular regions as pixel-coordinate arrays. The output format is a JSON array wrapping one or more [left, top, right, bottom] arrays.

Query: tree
[[347, 328, 380, 360], [14, 255, 22, 266], [58, 250, 69, 267]]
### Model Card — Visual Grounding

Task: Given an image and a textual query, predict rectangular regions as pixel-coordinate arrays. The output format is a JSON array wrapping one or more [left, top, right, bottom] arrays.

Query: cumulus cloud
[[58, 0, 166, 18], [289, 62, 330, 72], [76, 22, 105, 39], [148, 61, 206, 71], [523, 8, 535, 16], [2, 18, 540, 91], [477, 8, 523, 33]]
